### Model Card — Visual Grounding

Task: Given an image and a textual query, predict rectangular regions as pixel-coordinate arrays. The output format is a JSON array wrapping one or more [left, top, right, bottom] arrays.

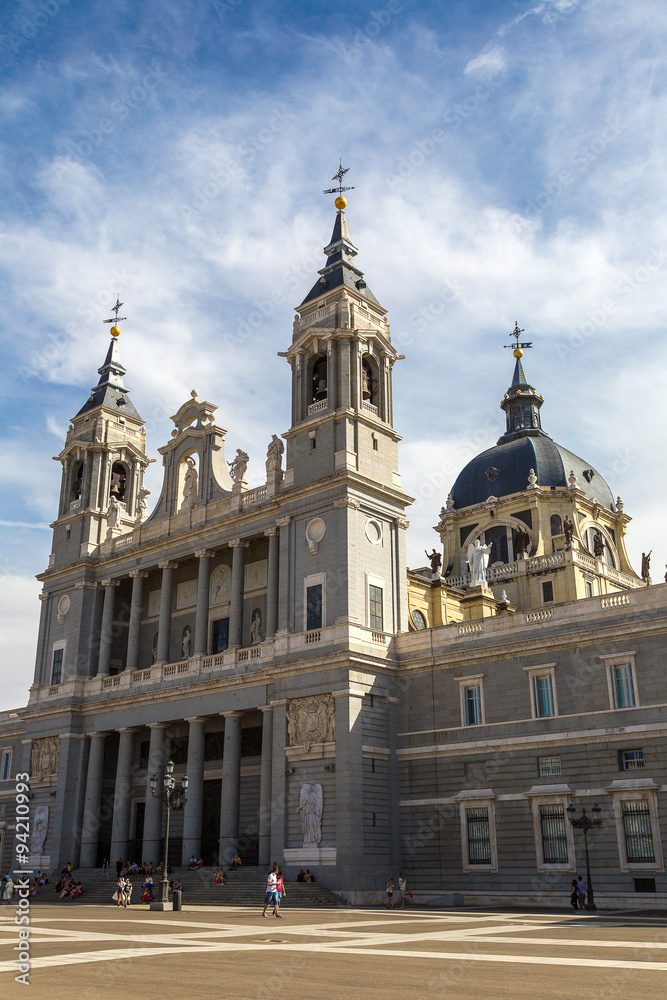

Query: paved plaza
[[1, 905, 667, 999]]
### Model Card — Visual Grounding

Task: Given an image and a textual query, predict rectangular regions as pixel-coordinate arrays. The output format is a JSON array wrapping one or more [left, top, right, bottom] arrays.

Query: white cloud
[[464, 45, 508, 81]]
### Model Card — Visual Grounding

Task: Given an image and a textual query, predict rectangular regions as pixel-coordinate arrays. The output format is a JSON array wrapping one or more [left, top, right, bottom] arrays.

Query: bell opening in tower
[[110, 462, 127, 502], [312, 356, 328, 403], [362, 357, 378, 406]]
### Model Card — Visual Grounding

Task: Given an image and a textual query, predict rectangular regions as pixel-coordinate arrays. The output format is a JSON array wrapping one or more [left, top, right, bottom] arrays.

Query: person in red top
[[273, 871, 286, 917]]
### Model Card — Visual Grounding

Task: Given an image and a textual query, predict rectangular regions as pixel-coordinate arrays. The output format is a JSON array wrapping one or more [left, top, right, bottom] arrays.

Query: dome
[[451, 434, 615, 511]]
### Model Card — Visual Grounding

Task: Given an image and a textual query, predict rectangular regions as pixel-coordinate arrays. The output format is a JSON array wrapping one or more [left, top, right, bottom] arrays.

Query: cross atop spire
[[323, 160, 355, 205]]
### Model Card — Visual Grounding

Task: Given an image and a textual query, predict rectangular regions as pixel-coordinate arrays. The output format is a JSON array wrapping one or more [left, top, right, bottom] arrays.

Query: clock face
[[411, 609, 427, 630]]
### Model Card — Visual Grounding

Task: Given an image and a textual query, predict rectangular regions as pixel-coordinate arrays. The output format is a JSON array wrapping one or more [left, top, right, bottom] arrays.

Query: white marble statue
[[299, 782, 323, 845], [228, 449, 249, 484], [182, 625, 192, 658], [265, 434, 284, 477], [467, 539, 492, 586], [31, 805, 49, 858], [135, 486, 151, 521], [250, 609, 262, 645], [182, 457, 198, 508]]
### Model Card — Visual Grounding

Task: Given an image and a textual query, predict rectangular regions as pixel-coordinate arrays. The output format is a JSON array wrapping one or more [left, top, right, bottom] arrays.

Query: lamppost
[[567, 803, 602, 911], [149, 759, 188, 911]]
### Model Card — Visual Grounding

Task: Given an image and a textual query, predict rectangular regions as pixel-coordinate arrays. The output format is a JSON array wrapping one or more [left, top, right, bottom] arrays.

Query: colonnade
[[78, 705, 284, 869], [96, 527, 283, 676]]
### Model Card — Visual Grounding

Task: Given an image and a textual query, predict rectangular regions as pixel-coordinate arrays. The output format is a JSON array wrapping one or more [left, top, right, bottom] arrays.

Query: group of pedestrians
[[261, 863, 286, 917], [385, 874, 410, 909], [570, 876, 588, 910]]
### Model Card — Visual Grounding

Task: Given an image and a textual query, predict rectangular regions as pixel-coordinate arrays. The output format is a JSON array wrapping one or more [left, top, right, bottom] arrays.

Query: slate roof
[[75, 337, 142, 421], [301, 209, 380, 307]]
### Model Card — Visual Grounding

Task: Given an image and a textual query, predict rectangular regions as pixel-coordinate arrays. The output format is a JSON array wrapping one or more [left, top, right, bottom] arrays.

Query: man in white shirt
[[398, 874, 408, 907], [262, 864, 279, 917]]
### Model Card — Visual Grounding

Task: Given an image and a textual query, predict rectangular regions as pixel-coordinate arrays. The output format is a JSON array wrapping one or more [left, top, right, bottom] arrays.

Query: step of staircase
[[30, 867, 348, 908]]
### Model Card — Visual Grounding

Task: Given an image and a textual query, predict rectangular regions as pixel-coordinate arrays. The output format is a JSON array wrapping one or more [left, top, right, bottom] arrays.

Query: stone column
[[276, 517, 291, 634], [339, 336, 351, 410], [228, 541, 248, 648], [51, 734, 89, 870], [269, 700, 287, 863], [258, 706, 273, 866], [126, 570, 148, 672], [97, 579, 118, 677], [194, 550, 214, 655], [218, 711, 242, 865], [79, 732, 108, 867], [142, 724, 167, 864], [264, 528, 279, 640], [156, 561, 178, 663], [385, 697, 402, 872], [110, 728, 137, 862], [333, 689, 365, 888], [182, 717, 206, 862]]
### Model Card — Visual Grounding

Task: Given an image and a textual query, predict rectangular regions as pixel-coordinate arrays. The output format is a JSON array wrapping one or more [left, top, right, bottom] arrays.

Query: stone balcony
[[444, 548, 643, 591]]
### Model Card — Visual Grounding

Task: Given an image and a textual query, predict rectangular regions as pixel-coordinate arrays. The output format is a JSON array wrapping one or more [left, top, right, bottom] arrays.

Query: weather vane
[[323, 160, 355, 207], [103, 295, 127, 338], [504, 321, 532, 357]]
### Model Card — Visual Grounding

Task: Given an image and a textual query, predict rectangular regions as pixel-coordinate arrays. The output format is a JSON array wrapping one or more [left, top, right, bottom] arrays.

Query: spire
[[75, 303, 142, 420], [497, 322, 545, 444], [301, 163, 379, 306]]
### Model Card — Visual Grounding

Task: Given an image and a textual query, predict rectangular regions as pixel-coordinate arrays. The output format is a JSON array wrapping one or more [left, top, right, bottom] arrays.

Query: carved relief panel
[[287, 695, 335, 751]]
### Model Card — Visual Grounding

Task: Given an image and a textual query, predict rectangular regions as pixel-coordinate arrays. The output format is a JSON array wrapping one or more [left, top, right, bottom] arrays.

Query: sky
[[1, 0, 667, 709]]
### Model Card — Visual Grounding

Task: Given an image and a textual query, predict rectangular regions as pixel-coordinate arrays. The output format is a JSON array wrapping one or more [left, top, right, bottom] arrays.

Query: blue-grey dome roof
[[451, 433, 615, 511]]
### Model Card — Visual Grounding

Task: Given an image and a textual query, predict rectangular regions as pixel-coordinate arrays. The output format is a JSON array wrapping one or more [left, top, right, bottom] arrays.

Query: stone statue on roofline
[[228, 449, 249, 484]]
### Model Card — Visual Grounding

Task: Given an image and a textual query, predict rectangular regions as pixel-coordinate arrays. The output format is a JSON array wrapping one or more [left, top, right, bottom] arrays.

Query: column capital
[[129, 569, 149, 579], [229, 539, 249, 549], [221, 710, 244, 718], [87, 731, 110, 739], [147, 722, 168, 729], [38, 592, 50, 601], [275, 516, 291, 527], [195, 549, 216, 559], [269, 698, 288, 707], [158, 560, 179, 570], [101, 578, 120, 588], [394, 517, 410, 529], [185, 716, 207, 724], [116, 727, 139, 734], [264, 527, 279, 537]]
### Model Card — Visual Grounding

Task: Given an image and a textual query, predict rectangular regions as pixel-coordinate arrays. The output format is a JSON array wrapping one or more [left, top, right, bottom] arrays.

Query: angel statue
[[298, 782, 323, 846]]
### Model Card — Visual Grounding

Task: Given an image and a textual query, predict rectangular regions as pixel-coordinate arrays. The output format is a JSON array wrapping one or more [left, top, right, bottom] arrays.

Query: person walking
[[577, 875, 586, 910], [386, 878, 394, 909], [273, 871, 286, 917], [262, 864, 279, 917], [569, 878, 579, 911], [398, 873, 409, 908], [115, 876, 125, 907], [101, 858, 109, 881]]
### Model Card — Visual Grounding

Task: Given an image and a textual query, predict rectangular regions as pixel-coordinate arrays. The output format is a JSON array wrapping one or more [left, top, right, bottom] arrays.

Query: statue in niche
[[30, 737, 60, 780], [182, 625, 192, 659], [265, 435, 284, 477], [593, 531, 605, 557], [31, 806, 49, 858], [151, 633, 159, 665], [514, 528, 531, 559], [641, 551, 652, 581], [182, 457, 198, 508], [250, 609, 262, 645], [424, 549, 442, 575], [563, 516, 574, 547], [107, 497, 121, 531], [136, 486, 151, 520], [228, 449, 249, 483], [467, 539, 492, 586], [287, 695, 335, 751], [298, 782, 323, 846]]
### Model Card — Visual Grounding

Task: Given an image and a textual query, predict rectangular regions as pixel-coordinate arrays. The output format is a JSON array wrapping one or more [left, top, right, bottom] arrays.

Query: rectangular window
[[212, 618, 229, 653], [619, 749, 644, 771], [306, 584, 323, 630], [369, 585, 384, 631], [612, 664, 635, 708], [542, 581, 554, 603], [466, 808, 491, 864], [538, 755, 561, 777], [0, 751, 11, 781], [622, 801, 655, 863], [539, 804, 568, 864], [51, 648, 63, 685], [585, 581, 593, 598], [534, 674, 554, 717], [464, 686, 482, 726]]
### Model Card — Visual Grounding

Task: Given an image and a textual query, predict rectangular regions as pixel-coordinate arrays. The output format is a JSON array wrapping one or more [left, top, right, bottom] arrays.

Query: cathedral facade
[[0, 202, 665, 908]]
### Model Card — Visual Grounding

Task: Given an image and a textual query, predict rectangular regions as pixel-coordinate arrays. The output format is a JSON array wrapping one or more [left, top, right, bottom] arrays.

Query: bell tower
[[50, 301, 150, 568], [280, 177, 403, 492]]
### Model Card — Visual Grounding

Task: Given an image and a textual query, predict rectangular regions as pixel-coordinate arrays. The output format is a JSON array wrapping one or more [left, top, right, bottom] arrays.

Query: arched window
[[523, 408, 532, 428], [513, 411, 521, 431], [110, 462, 127, 502], [71, 461, 84, 501], [311, 356, 327, 403], [550, 514, 563, 536], [362, 356, 379, 408]]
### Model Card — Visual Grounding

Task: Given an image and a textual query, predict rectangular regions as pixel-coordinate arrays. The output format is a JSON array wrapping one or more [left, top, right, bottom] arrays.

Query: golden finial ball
[[335, 196, 347, 210], [513, 347, 523, 358], [110, 325, 121, 338]]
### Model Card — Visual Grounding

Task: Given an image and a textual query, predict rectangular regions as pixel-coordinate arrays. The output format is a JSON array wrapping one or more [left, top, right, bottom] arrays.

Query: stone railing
[[307, 399, 328, 416], [458, 621, 483, 636], [604, 565, 644, 589], [114, 532, 136, 551], [305, 630, 321, 644], [527, 551, 566, 572], [69, 499, 81, 510], [573, 551, 596, 570], [600, 593, 632, 609], [362, 400, 378, 415], [241, 486, 267, 506], [525, 608, 553, 623]]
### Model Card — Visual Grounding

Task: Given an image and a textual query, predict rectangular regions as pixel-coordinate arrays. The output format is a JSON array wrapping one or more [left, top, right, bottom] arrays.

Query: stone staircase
[[29, 866, 348, 909]]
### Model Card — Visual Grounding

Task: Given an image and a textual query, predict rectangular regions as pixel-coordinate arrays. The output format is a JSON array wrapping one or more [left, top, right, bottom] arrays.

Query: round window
[[365, 519, 382, 544], [57, 595, 71, 617], [411, 609, 427, 630]]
